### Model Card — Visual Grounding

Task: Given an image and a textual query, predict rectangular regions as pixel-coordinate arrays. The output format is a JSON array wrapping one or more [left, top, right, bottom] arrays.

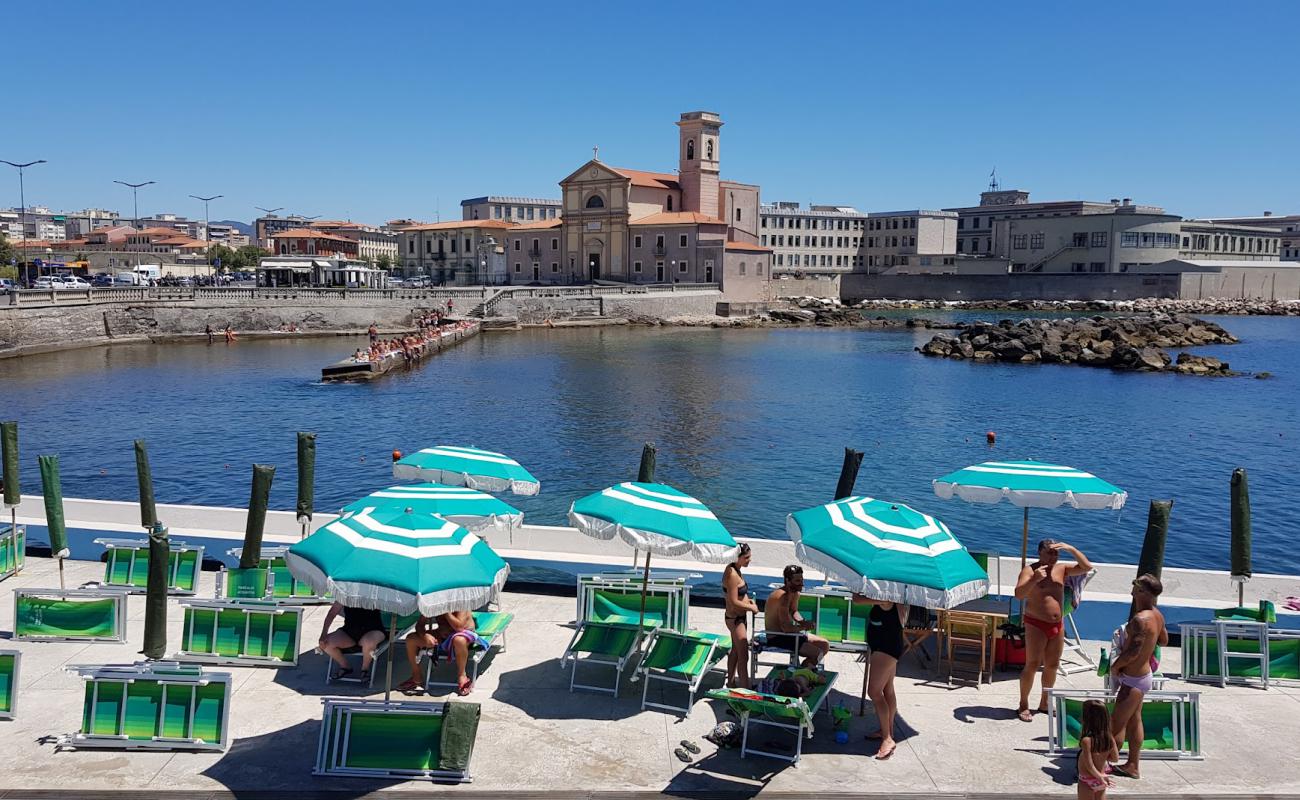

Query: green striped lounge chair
[[576, 572, 693, 631], [1046, 688, 1202, 760], [0, 523, 25, 582], [325, 612, 422, 688], [0, 649, 19, 720], [637, 629, 731, 716], [94, 537, 204, 595], [584, 584, 679, 631], [561, 620, 644, 696], [1180, 621, 1299, 687], [176, 600, 303, 667], [422, 611, 514, 692], [705, 667, 840, 763], [61, 662, 231, 751], [13, 588, 129, 643], [315, 698, 481, 782], [224, 546, 329, 603]]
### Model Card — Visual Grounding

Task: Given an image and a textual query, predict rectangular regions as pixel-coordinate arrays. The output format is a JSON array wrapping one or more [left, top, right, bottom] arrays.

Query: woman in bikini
[[862, 595, 908, 760], [723, 543, 759, 688]]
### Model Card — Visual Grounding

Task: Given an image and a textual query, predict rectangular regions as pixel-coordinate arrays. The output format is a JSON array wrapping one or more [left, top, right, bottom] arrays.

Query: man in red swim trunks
[[1014, 538, 1092, 722]]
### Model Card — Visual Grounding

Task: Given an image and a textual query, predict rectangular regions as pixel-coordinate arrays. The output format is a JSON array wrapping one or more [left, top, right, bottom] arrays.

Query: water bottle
[[1096, 647, 1110, 677]]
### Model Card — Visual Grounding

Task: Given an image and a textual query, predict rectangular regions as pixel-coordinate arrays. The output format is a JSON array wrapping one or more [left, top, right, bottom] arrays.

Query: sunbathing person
[[398, 615, 439, 694], [397, 610, 486, 696], [318, 603, 387, 681], [763, 564, 830, 668]]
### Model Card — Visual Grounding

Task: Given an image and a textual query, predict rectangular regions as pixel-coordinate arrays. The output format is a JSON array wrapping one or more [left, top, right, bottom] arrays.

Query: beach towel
[[438, 629, 490, 658], [437, 701, 481, 772]]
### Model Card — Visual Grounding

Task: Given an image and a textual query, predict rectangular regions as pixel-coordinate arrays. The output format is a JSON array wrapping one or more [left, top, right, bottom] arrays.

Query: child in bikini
[[1077, 699, 1118, 799]]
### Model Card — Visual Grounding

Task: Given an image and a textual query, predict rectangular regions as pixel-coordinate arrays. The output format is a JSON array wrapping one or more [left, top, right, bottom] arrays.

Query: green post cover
[[38, 454, 70, 558], [240, 464, 275, 569], [1230, 468, 1252, 580], [1137, 500, 1172, 579], [296, 432, 316, 526], [134, 440, 157, 530], [1, 421, 18, 508], [637, 442, 656, 483], [142, 522, 169, 659], [834, 447, 864, 501]]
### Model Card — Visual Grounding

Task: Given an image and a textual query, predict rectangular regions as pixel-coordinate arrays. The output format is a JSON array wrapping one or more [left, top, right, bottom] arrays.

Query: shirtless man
[[764, 565, 830, 669], [1014, 538, 1093, 721], [1109, 574, 1167, 780]]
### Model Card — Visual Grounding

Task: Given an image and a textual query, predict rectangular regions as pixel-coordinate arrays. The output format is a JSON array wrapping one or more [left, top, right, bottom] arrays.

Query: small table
[[939, 598, 1012, 678]]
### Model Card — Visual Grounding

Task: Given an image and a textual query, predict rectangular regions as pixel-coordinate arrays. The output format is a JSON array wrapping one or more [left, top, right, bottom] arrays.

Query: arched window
[[585, 194, 604, 209], [706, 139, 714, 160], [686, 140, 695, 160]]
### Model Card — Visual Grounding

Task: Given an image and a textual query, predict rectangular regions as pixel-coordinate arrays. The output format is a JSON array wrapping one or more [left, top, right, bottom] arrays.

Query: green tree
[[208, 244, 237, 271], [375, 253, 393, 271], [233, 245, 270, 269]]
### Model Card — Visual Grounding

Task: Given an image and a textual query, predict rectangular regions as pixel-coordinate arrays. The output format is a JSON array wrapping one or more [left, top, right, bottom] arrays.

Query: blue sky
[[6, 1, 1298, 225]]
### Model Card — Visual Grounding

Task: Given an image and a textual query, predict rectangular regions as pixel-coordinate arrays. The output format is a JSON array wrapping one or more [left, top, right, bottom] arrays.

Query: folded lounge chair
[[176, 599, 303, 667], [1180, 621, 1300, 688], [0, 523, 24, 583], [224, 546, 329, 603], [561, 620, 644, 696], [576, 572, 692, 632], [315, 698, 480, 782], [705, 667, 840, 763], [14, 588, 128, 643], [59, 662, 231, 751], [0, 650, 18, 720], [423, 611, 513, 692], [1046, 688, 1202, 760], [637, 629, 731, 716], [93, 537, 203, 595]]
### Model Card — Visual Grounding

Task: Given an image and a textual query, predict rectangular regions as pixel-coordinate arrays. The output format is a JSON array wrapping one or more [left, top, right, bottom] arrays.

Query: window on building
[[1071, 262, 1085, 272], [408, 239, 415, 254], [1122, 232, 1140, 247], [971, 217, 980, 228], [634, 235, 642, 248], [679, 234, 688, 247], [735, 208, 741, 222], [1030, 233, 1045, 250], [633, 260, 642, 273], [531, 238, 540, 253], [706, 140, 713, 159], [585, 195, 604, 209], [761, 235, 767, 246], [758, 263, 764, 276], [1091, 231, 1107, 248], [450, 238, 458, 254], [513, 239, 520, 251], [551, 262, 558, 272], [956, 239, 965, 253], [1090, 262, 1105, 272], [656, 234, 665, 249], [686, 140, 695, 160], [739, 263, 746, 275], [679, 260, 689, 273], [1072, 232, 1088, 247], [667, 196, 673, 211], [551, 237, 559, 250], [514, 263, 521, 273]]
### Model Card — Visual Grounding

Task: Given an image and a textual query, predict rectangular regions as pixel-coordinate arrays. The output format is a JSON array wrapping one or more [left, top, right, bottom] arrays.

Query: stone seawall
[[0, 291, 724, 359]]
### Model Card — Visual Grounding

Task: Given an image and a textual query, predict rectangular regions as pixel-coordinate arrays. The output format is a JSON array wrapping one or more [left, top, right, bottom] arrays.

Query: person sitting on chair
[[763, 565, 830, 668], [319, 603, 387, 682]]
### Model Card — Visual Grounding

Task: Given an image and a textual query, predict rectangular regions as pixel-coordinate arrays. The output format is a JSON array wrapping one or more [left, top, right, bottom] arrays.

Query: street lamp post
[[114, 179, 155, 273], [190, 194, 222, 285], [1, 159, 47, 286], [255, 206, 283, 253], [477, 236, 498, 286]]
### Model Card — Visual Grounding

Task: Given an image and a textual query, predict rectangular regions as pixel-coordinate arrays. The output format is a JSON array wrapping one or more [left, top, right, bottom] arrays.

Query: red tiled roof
[[511, 218, 562, 229], [629, 212, 726, 226], [724, 240, 771, 252], [269, 228, 356, 242], [136, 226, 187, 236], [611, 167, 680, 190], [406, 220, 518, 232]]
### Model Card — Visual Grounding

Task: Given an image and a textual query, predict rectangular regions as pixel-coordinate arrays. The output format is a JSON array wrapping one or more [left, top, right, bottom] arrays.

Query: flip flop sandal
[[332, 668, 354, 681], [680, 740, 700, 755], [357, 670, 371, 683], [674, 747, 692, 763], [457, 679, 474, 697], [1111, 765, 1139, 779], [397, 679, 422, 694]]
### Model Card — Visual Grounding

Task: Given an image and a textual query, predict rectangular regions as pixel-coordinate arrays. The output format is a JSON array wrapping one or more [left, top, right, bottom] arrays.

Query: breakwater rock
[[917, 314, 1241, 375], [838, 297, 1300, 316]]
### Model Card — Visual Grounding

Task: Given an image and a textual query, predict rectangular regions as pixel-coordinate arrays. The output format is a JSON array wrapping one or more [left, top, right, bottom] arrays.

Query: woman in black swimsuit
[[319, 602, 388, 681], [722, 543, 759, 688], [863, 597, 908, 760]]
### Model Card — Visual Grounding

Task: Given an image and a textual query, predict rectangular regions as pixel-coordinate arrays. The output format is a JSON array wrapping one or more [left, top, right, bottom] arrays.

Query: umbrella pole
[[58, 558, 64, 591], [1014, 507, 1030, 617], [636, 551, 652, 648], [8, 508, 16, 576], [384, 612, 397, 704]]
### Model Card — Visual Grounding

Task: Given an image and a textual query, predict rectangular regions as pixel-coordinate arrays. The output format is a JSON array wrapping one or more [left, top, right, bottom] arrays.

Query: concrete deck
[[0, 557, 1296, 798]]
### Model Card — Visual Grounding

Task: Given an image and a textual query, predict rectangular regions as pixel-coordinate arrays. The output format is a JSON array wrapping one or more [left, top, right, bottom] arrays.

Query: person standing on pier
[[1108, 574, 1167, 780], [1014, 539, 1093, 721], [368, 322, 378, 344], [722, 543, 758, 689]]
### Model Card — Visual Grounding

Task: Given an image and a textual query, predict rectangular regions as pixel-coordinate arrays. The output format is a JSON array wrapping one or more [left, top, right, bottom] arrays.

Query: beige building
[[397, 219, 512, 284], [1196, 212, 1300, 261], [760, 203, 865, 275], [461, 196, 560, 223], [864, 210, 959, 274], [308, 220, 399, 265]]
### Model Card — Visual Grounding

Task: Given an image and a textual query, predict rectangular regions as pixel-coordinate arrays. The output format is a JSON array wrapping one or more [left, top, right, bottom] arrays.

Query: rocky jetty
[[917, 314, 1241, 375], [840, 297, 1300, 316]]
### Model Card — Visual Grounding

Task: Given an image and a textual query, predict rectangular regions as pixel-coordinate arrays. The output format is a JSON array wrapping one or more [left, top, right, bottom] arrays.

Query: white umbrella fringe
[[392, 464, 539, 496], [932, 481, 1127, 510], [339, 507, 522, 534], [568, 510, 739, 564], [284, 551, 509, 617], [791, 541, 988, 609]]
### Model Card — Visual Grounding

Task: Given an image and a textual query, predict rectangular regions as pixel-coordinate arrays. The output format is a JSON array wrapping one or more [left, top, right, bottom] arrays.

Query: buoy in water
[[392, 449, 403, 462], [986, 431, 996, 445]]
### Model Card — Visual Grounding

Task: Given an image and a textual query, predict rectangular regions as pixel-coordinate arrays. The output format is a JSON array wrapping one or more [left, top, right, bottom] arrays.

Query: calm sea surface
[[2, 313, 1297, 573]]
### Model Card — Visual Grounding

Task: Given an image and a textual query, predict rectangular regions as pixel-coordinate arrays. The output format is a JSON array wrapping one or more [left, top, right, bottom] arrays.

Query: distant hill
[[213, 219, 253, 236]]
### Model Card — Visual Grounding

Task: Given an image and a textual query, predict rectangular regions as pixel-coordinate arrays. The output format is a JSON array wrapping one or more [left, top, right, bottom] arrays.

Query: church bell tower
[[677, 111, 722, 216]]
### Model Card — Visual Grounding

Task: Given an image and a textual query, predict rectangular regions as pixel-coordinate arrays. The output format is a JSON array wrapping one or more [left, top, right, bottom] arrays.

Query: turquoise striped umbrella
[[788, 497, 988, 608], [286, 506, 508, 700], [393, 445, 539, 496], [933, 459, 1127, 568], [568, 482, 739, 563], [341, 483, 523, 536]]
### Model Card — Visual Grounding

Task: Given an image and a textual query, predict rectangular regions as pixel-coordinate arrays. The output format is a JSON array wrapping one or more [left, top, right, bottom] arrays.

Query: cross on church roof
[[592, 146, 599, 161]]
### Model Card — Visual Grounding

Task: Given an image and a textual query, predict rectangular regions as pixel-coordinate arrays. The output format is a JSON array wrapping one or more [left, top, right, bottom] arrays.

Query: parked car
[[61, 276, 92, 290], [0, 278, 16, 291], [33, 276, 67, 289]]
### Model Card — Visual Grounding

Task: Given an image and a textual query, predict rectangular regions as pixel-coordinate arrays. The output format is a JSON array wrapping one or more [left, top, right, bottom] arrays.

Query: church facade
[[503, 111, 771, 299]]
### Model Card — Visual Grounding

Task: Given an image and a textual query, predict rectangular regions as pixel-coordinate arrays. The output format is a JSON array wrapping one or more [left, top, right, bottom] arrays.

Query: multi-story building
[[397, 220, 513, 284], [947, 189, 1279, 273], [309, 220, 399, 265], [461, 196, 561, 223], [2, 206, 125, 242], [1196, 212, 1300, 260], [268, 228, 360, 259], [501, 219, 564, 283], [254, 215, 321, 249], [759, 203, 866, 276], [863, 210, 959, 273]]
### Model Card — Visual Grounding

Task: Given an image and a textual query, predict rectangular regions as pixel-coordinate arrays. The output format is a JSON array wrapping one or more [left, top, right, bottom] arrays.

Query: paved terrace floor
[[1, 557, 1296, 798]]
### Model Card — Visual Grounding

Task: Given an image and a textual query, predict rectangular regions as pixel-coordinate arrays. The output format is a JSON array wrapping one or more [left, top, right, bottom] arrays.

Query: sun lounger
[[1046, 688, 1202, 760], [578, 579, 685, 631], [324, 612, 421, 688], [762, 582, 871, 654], [422, 611, 513, 692], [561, 620, 644, 696], [59, 662, 231, 751], [0, 650, 19, 720], [93, 537, 203, 595], [706, 667, 840, 763], [224, 546, 329, 603], [1180, 621, 1300, 687], [13, 588, 129, 643], [315, 698, 480, 782], [637, 628, 731, 716], [0, 523, 24, 583], [176, 599, 303, 666]]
